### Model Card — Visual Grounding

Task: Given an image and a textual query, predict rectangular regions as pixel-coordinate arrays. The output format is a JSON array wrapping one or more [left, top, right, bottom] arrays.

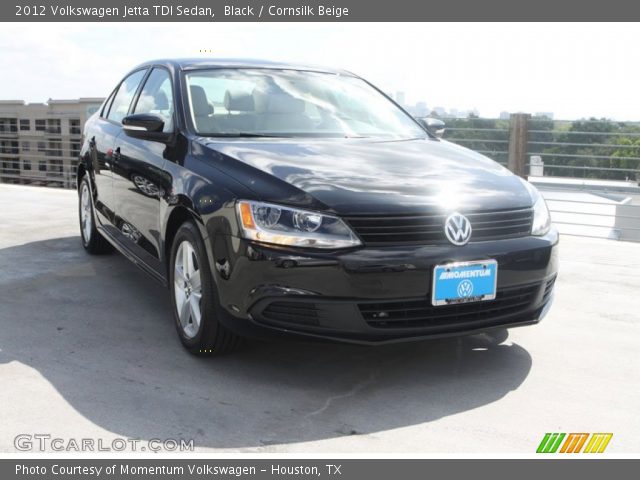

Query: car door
[[91, 68, 147, 228], [112, 67, 175, 277]]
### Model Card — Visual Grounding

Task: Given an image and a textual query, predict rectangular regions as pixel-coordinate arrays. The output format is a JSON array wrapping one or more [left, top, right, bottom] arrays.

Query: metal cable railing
[[3, 114, 640, 241], [442, 116, 640, 242]]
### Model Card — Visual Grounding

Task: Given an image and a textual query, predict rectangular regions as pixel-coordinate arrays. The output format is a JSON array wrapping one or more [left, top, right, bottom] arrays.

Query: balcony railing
[[2, 113, 639, 241]]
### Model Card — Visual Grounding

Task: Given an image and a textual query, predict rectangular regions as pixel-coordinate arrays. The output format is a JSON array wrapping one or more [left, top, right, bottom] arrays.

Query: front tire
[[169, 221, 241, 356], [78, 175, 113, 254]]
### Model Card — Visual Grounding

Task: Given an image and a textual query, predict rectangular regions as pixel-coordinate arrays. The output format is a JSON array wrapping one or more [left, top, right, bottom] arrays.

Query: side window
[[106, 69, 147, 124], [133, 68, 174, 133], [101, 89, 117, 118]]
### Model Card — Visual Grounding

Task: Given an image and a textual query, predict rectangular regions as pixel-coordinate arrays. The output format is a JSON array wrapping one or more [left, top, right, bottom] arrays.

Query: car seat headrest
[[224, 90, 255, 112], [190, 85, 213, 116]]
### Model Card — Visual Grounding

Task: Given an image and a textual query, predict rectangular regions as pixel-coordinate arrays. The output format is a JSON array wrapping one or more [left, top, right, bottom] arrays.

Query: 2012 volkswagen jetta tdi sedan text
[[77, 58, 558, 355]]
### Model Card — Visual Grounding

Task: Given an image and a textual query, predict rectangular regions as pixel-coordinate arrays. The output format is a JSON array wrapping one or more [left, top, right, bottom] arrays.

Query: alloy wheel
[[80, 183, 92, 243], [174, 240, 203, 338]]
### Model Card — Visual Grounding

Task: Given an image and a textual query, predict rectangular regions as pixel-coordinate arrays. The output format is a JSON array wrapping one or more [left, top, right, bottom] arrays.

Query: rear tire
[[78, 175, 113, 254], [169, 220, 242, 356]]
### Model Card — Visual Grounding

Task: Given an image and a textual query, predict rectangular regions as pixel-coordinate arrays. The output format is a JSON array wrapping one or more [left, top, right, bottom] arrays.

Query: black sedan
[[77, 58, 558, 355]]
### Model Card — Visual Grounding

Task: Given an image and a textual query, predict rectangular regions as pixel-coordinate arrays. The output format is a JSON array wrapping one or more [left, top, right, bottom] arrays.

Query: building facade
[[0, 98, 104, 188]]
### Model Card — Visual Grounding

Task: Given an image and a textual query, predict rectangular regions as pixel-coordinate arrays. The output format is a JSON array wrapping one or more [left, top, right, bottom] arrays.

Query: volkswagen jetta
[[77, 58, 558, 355]]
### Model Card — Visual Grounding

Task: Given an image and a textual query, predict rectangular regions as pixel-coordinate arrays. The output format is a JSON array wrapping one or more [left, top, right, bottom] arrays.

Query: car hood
[[196, 137, 533, 215]]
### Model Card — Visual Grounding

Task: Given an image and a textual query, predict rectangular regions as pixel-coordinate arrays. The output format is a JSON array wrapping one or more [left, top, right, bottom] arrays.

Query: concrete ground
[[0, 184, 638, 453]]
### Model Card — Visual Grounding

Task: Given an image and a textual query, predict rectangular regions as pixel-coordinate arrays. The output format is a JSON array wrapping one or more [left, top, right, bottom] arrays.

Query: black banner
[[3, 459, 639, 479], [6, 0, 640, 22]]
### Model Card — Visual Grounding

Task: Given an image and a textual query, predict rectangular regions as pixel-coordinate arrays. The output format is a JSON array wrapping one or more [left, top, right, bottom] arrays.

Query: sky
[[0, 22, 639, 120]]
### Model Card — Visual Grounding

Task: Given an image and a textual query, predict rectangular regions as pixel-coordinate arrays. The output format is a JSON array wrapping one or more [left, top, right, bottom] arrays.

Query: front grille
[[261, 301, 321, 326], [344, 208, 533, 246], [359, 282, 542, 329]]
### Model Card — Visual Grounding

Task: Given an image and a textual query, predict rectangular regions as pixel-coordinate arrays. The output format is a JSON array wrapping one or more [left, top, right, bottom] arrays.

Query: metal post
[[508, 113, 530, 178]]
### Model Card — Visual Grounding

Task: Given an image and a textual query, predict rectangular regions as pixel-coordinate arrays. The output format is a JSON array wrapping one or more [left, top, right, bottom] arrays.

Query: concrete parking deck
[[0, 184, 639, 453]]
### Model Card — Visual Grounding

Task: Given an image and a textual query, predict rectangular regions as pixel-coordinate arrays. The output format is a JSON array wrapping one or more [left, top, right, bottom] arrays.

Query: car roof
[[133, 58, 355, 76]]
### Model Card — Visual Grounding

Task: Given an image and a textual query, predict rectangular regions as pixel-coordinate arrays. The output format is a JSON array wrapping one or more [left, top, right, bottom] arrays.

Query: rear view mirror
[[418, 117, 446, 138]]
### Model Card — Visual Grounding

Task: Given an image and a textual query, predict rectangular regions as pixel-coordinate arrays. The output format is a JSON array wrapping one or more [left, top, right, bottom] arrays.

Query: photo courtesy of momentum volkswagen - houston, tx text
[[77, 59, 557, 355]]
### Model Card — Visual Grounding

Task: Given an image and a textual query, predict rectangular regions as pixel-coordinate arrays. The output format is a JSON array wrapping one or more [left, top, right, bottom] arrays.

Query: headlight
[[531, 194, 551, 236], [518, 178, 551, 236], [236, 200, 362, 249]]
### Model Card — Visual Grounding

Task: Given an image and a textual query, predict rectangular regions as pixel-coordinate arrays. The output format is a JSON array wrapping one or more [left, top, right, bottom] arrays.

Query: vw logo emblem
[[444, 212, 472, 246], [457, 279, 474, 297]]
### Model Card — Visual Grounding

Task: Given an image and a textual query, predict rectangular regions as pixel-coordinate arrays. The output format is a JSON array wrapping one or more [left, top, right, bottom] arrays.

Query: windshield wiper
[[201, 133, 288, 138]]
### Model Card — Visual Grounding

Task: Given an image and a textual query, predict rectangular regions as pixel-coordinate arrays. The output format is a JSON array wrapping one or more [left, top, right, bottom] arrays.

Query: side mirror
[[122, 114, 171, 142], [418, 117, 445, 138]]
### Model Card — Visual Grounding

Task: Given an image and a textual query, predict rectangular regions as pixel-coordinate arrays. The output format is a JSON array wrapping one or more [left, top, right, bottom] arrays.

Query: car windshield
[[184, 68, 426, 139]]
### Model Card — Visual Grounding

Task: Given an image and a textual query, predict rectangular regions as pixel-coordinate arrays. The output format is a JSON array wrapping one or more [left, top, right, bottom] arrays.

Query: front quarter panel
[[159, 138, 256, 272]]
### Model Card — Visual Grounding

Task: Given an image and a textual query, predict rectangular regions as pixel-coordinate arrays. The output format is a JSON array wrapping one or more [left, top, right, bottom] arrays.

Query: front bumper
[[210, 228, 559, 344]]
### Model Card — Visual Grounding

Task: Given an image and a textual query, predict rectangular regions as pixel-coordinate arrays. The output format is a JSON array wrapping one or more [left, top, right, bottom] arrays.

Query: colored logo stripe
[[537, 433, 613, 453], [583, 433, 613, 453], [560, 433, 589, 453], [537, 433, 566, 453]]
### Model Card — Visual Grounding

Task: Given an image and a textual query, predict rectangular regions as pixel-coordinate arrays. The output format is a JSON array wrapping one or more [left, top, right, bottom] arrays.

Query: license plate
[[432, 260, 498, 306]]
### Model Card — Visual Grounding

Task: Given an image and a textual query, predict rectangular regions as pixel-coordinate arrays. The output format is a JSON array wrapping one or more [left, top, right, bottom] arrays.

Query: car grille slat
[[261, 301, 321, 326], [345, 208, 534, 246], [350, 229, 444, 236], [359, 282, 542, 329], [459, 208, 532, 218], [364, 300, 533, 324], [542, 275, 557, 301], [472, 215, 533, 226], [352, 225, 444, 232], [472, 222, 532, 232], [347, 214, 444, 222]]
